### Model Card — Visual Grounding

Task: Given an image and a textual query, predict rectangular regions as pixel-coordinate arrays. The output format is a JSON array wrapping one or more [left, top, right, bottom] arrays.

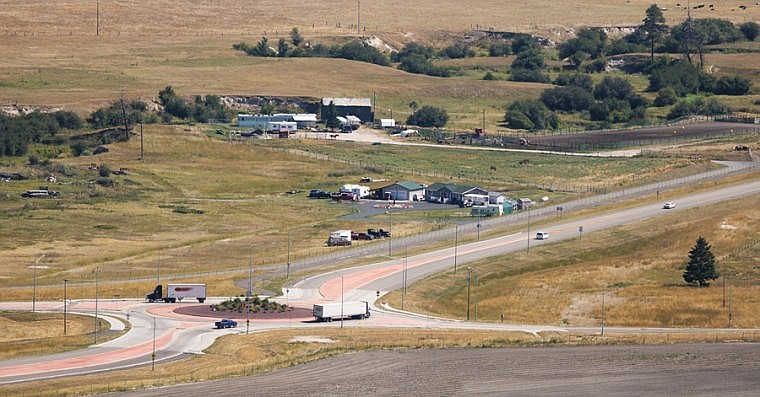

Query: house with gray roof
[[424, 182, 488, 205]]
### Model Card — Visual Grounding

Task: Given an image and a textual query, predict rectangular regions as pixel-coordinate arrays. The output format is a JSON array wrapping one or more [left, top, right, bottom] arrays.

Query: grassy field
[[1, 124, 725, 297], [2, 326, 758, 396], [383, 192, 760, 328], [0, 312, 115, 360], [2, 1, 760, 129]]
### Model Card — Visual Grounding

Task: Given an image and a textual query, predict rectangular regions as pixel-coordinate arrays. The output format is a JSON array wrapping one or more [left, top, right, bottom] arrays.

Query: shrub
[[654, 87, 678, 107], [714, 76, 752, 95]]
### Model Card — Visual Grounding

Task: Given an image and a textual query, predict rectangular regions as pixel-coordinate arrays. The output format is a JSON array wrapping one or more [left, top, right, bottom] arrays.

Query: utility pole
[[286, 228, 291, 279], [454, 225, 458, 274], [140, 123, 144, 160], [94, 266, 99, 344], [466, 267, 472, 320], [63, 279, 68, 335]]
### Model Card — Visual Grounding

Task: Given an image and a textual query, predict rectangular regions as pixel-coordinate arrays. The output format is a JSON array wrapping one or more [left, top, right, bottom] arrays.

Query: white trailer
[[313, 301, 370, 322], [327, 230, 352, 246], [166, 283, 206, 303], [339, 184, 370, 198]]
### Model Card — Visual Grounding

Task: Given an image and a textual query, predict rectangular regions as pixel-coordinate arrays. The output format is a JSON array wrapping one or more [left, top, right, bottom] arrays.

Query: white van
[[536, 232, 549, 240]]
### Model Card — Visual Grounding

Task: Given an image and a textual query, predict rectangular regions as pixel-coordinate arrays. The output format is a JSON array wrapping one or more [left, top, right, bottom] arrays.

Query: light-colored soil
[[101, 343, 760, 396]]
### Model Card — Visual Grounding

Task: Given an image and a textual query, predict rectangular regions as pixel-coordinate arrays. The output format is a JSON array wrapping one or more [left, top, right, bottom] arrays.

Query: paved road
[[1, 162, 758, 385], [101, 343, 760, 397]]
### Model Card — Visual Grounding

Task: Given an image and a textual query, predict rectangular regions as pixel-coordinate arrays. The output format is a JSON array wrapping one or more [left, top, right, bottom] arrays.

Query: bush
[[510, 67, 550, 83], [488, 42, 511, 56], [406, 105, 449, 128], [714, 76, 752, 95], [653, 87, 678, 107], [505, 99, 558, 130], [541, 86, 595, 112], [95, 177, 114, 187], [554, 73, 593, 90]]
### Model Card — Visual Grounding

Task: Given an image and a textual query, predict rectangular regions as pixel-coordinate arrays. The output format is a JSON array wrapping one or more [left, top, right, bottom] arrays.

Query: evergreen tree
[[642, 4, 667, 62], [325, 101, 340, 130], [683, 236, 719, 287]]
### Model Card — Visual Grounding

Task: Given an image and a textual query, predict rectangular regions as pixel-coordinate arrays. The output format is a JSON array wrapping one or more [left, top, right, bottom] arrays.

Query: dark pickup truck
[[215, 319, 238, 329], [308, 189, 331, 199]]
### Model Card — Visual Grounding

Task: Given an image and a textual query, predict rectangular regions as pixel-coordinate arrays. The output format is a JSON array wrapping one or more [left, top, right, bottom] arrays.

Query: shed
[[488, 192, 507, 204], [380, 181, 426, 201], [380, 118, 396, 129], [292, 114, 318, 128]]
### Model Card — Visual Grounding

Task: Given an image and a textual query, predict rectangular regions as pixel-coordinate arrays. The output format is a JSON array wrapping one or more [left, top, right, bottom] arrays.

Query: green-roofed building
[[379, 181, 426, 201]]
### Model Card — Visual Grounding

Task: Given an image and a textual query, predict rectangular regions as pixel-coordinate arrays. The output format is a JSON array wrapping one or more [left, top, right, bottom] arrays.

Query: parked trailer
[[313, 301, 370, 322], [327, 230, 352, 246], [146, 283, 207, 303]]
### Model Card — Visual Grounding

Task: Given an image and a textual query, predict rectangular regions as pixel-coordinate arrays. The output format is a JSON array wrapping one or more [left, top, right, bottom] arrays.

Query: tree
[[290, 27, 303, 47], [325, 101, 340, 130], [683, 236, 719, 287], [406, 105, 449, 128], [540, 86, 594, 112], [714, 75, 752, 95], [505, 99, 558, 130], [277, 38, 290, 57], [641, 4, 667, 62], [740, 22, 760, 41]]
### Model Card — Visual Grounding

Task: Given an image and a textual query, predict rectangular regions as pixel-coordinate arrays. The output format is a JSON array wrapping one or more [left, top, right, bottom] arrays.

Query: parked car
[[351, 232, 375, 240], [663, 202, 676, 209], [308, 189, 331, 199]]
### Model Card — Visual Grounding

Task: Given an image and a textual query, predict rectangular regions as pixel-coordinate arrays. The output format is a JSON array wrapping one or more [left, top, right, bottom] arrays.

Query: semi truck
[[146, 283, 207, 303], [312, 301, 370, 322]]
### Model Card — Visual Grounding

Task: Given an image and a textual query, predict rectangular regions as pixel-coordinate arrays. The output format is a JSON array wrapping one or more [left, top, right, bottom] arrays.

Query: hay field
[[386, 194, 760, 328], [1, 0, 760, 123]]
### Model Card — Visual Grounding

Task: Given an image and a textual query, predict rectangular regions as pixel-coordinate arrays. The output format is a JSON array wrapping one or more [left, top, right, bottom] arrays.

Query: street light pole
[[152, 316, 156, 371], [32, 254, 44, 313], [247, 247, 253, 335], [340, 274, 344, 329], [402, 246, 408, 310], [94, 266, 99, 344], [63, 279, 68, 335], [527, 204, 531, 253], [286, 228, 291, 279], [474, 271, 479, 322], [466, 267, 472, 320], [388, 210, 393, 256], [454, 225, 458, 274]]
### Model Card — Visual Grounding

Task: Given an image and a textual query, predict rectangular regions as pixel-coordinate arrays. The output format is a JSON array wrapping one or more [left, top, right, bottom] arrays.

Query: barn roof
[[322, 97, 372, 107]]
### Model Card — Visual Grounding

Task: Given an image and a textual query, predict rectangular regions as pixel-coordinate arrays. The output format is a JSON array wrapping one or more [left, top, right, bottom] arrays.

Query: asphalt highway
[[0, 162, 758, 385]]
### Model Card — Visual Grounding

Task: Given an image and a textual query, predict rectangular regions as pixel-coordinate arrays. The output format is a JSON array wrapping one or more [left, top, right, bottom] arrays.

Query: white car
[[536, 232, 549, 240], [663, 202, 676, 209]]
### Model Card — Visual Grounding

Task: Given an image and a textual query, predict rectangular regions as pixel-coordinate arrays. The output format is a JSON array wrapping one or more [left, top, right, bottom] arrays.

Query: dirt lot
[[103, 343, 760, 396]]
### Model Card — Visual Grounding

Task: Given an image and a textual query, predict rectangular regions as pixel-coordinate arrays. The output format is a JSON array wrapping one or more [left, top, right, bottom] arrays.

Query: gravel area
[[102, 343, 760, 396]]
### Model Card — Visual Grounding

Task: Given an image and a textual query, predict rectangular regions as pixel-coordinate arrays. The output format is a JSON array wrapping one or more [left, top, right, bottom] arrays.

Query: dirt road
[[104, 343, 760, 396]]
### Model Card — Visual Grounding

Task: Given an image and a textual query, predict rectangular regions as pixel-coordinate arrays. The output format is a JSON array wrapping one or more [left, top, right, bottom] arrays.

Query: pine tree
[[325, 101, 340, 130], [641, 4, 667, 63], [683, 236, 719, 287]]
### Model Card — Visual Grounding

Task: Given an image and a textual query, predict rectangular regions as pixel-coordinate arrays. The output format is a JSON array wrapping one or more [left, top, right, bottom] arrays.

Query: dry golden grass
[[386, 192, 760, 328], [1, 0, 759, 126], [0, 312, 115, 360], [2, 325, 758, 396]]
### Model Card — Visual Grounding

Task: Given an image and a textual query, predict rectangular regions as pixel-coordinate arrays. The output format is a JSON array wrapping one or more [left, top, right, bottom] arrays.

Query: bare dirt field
[[526, 121, 758, 148], [102, 343, 760, 396]]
